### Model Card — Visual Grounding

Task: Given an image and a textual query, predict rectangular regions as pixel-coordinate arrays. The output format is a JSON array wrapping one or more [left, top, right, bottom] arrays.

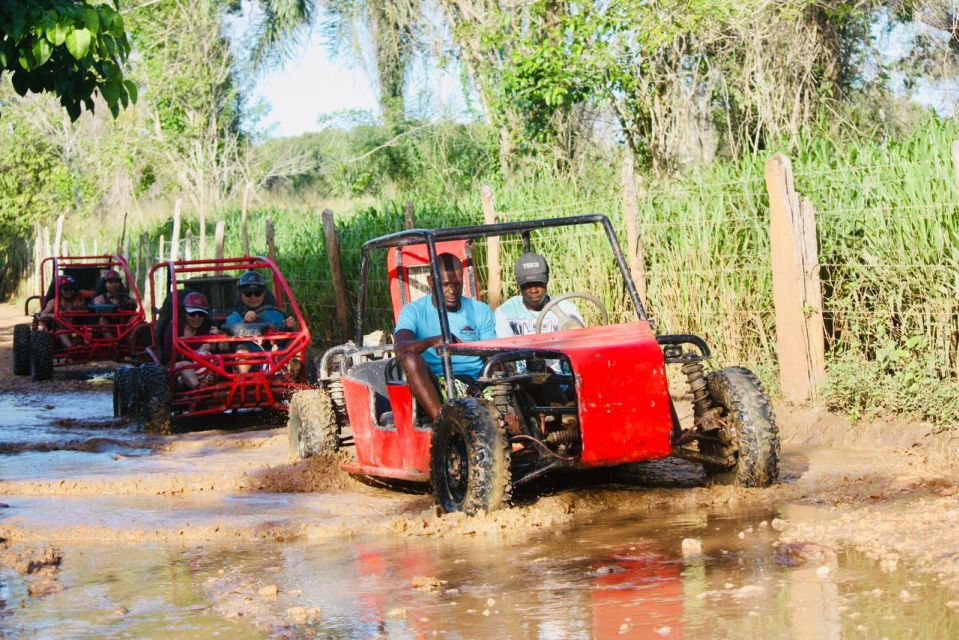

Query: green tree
[[0, 0, 136, 119]]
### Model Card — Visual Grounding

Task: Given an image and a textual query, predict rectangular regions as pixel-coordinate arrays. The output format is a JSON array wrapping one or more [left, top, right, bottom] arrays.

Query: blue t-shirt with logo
[[394, 295, 496, 379]]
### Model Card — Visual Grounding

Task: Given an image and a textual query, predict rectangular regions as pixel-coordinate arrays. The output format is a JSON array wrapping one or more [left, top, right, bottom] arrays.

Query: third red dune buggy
[[288, 215, 779, 514], [15, 255, 146, 380], [114, 257, 311, 434]]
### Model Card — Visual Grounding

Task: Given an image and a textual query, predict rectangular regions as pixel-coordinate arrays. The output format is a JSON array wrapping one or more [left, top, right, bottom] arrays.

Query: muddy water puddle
[[5, 506, 959, 638]]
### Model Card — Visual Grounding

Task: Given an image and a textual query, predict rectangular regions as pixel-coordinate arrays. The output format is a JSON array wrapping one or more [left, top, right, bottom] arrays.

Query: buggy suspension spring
[[682, 361, 711, 418], [491, 382, 510, 417], [545, 427, 579, 446]]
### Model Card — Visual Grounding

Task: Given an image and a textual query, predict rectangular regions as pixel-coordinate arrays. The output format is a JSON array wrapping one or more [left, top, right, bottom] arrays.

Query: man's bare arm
[[394, 329, 444, 358]]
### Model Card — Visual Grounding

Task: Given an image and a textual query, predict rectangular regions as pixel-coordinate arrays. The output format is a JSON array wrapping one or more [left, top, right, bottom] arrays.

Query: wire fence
[[65, 141, 959, 391]]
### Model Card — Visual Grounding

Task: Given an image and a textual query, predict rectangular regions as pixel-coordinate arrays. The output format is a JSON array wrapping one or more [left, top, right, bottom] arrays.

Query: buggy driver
[[394, 253, 496, 422]]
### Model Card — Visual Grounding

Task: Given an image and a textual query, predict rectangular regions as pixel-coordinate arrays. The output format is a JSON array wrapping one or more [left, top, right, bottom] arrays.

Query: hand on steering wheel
[[534, 292, 608, 334]]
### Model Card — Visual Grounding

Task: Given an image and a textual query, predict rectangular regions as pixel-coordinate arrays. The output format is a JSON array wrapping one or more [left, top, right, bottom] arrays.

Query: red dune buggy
[[15, 256, 146, 380], [288, 215, 779, 514], [115, 257, 311, 434]]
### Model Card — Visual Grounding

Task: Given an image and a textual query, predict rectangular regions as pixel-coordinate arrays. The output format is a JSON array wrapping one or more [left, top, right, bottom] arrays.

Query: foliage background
[[5, 0, 959, 423]]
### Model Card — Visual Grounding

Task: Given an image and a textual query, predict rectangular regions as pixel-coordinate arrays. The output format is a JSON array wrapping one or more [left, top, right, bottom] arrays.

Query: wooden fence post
[[199, 209, 207, 260], [404, 200, 415, 229], [241, 183, 252, 256], [765, 153, 826, 402], [265, 218, 278, 265], [480, 185, 502, 307], [53, 213, 65, 256], [620, 152, 648, 306], [184, 228, 193, 261], [322, 208, 351, 340], [136, 232, 147, 288], [214, 221, 225, 260], [170, 199, 182, 262]]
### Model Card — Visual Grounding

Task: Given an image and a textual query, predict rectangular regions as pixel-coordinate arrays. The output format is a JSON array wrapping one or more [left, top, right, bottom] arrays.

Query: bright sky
[[237, 10, 473, 139], [248, 29, 379, 138]]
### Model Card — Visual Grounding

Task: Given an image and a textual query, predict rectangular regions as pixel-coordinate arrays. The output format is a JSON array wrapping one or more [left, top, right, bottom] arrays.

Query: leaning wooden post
[[765, 153, 826, 402], [123, 231, 131, 263], [265, 218, 278, 265], [214, 221, 225, 260], [170, 199, 182, 262], [404, 200, 415, 229], [620, 152, 648, 305], [322, 208, 351, 340], [480, 185, 502, 307]]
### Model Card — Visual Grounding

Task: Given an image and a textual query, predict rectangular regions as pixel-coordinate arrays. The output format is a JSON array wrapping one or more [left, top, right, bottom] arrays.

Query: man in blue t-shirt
[[394, 252, 496, 421]]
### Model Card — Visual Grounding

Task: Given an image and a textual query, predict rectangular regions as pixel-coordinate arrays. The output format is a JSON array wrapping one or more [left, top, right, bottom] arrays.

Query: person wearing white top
[[494, 252, 584, 339]]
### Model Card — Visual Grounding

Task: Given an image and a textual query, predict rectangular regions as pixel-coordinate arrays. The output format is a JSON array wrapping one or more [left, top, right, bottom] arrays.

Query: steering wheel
[[534, 292, 608, 334]]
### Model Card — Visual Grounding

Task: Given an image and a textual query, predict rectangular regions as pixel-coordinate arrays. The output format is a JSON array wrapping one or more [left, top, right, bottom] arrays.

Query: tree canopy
[[0, 0, 136, 120]]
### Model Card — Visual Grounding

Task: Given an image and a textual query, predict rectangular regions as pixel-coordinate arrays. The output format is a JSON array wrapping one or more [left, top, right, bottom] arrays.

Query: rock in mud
[[287, 606, 321, 625], [259, 584, 279, 599], [771, 518, 788, 531], [27, 576, 63, 598], [411, 575, 446, 591], [681, 538, 703, 558]]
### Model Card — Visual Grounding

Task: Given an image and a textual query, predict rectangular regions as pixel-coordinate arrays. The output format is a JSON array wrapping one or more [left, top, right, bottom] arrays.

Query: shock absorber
[[682, 360, 711, 418], [490, 371, 510, 416]]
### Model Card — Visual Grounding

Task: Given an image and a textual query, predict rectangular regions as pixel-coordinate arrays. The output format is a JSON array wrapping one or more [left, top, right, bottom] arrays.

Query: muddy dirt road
[[4, 303, 959, 639]]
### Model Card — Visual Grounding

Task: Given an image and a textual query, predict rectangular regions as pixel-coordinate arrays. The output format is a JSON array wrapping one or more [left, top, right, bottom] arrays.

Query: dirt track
[[3, 302, 959, 637]]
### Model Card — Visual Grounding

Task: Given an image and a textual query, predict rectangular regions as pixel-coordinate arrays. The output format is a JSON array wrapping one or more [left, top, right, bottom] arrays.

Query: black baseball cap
[[514, 252, 549, 287]]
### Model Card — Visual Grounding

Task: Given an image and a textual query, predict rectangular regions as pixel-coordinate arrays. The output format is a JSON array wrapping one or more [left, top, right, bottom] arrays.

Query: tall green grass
[[115, 116, 959, 423]]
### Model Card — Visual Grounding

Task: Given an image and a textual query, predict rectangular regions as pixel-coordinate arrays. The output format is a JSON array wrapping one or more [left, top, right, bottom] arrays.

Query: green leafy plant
[[1, 0, 135, 119]]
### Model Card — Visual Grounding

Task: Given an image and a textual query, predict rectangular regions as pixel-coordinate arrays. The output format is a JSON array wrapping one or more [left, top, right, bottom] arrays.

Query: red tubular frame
[[146, 256, 312, 418], [30, 255, 146, 366]]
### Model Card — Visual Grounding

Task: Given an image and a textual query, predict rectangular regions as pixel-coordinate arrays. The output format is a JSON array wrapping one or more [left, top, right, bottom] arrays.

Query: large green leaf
[[32, 37, 52, 67], [123, 79, 138, 104], [65, 28, 92, 60], [84, 7, 100, 34]]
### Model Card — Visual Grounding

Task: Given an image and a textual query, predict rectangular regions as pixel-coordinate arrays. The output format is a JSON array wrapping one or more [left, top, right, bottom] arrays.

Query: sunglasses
[[186, 311, 207, 318], [241, 289, 265, 296]]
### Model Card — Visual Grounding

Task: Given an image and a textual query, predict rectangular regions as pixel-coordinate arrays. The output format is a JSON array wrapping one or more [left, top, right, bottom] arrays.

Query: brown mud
[[3, 302, 959, 637]]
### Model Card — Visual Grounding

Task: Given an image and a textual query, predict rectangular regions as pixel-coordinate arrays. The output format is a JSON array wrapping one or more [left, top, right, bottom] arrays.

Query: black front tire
[[113, 366, 139, 418], [287, 389, 339, 460], [30, 331, 54, 381], [13, 324, 31, 376], [137, 363, 172, 434], [699, 367, 779, 488], [430, 397, 511, 515]]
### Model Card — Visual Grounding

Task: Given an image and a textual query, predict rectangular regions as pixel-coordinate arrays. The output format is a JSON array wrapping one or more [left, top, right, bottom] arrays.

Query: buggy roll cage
[[26, 254, 143, 321], [357, 214, 650, 399], [147, 256, 309, 367]]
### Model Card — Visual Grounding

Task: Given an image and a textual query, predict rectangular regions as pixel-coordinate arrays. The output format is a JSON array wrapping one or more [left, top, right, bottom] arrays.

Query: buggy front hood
[[452, 321, 674, 465]]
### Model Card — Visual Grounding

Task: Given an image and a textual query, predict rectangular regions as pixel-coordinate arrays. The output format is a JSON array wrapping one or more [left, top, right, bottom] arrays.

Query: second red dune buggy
[[15, 255, 146, 380], [114, 257, 311, 434], [288, 215, 779, 514]]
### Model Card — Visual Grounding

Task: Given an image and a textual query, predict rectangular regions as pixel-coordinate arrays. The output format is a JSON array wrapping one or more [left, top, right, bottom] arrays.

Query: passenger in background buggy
[[38, 275, 88, 348], [223, 270, 296, 373], [92, 269, 137, 310], [164, 291, 218, 389]]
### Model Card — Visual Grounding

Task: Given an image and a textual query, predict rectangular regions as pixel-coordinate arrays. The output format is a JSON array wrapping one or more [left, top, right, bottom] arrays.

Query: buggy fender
[[453, 321, 674, 465]]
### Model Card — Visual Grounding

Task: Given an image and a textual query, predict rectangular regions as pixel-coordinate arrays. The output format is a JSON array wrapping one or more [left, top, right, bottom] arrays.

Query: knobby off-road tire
[[430, 397, 512, 515], [700, 367, 779, 488], [13, 324, 31, 376], [113, 366, 139, 418], [287, 389, 339, 461], [30, 331, 54, 381], [137, 363, 172, 435]]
